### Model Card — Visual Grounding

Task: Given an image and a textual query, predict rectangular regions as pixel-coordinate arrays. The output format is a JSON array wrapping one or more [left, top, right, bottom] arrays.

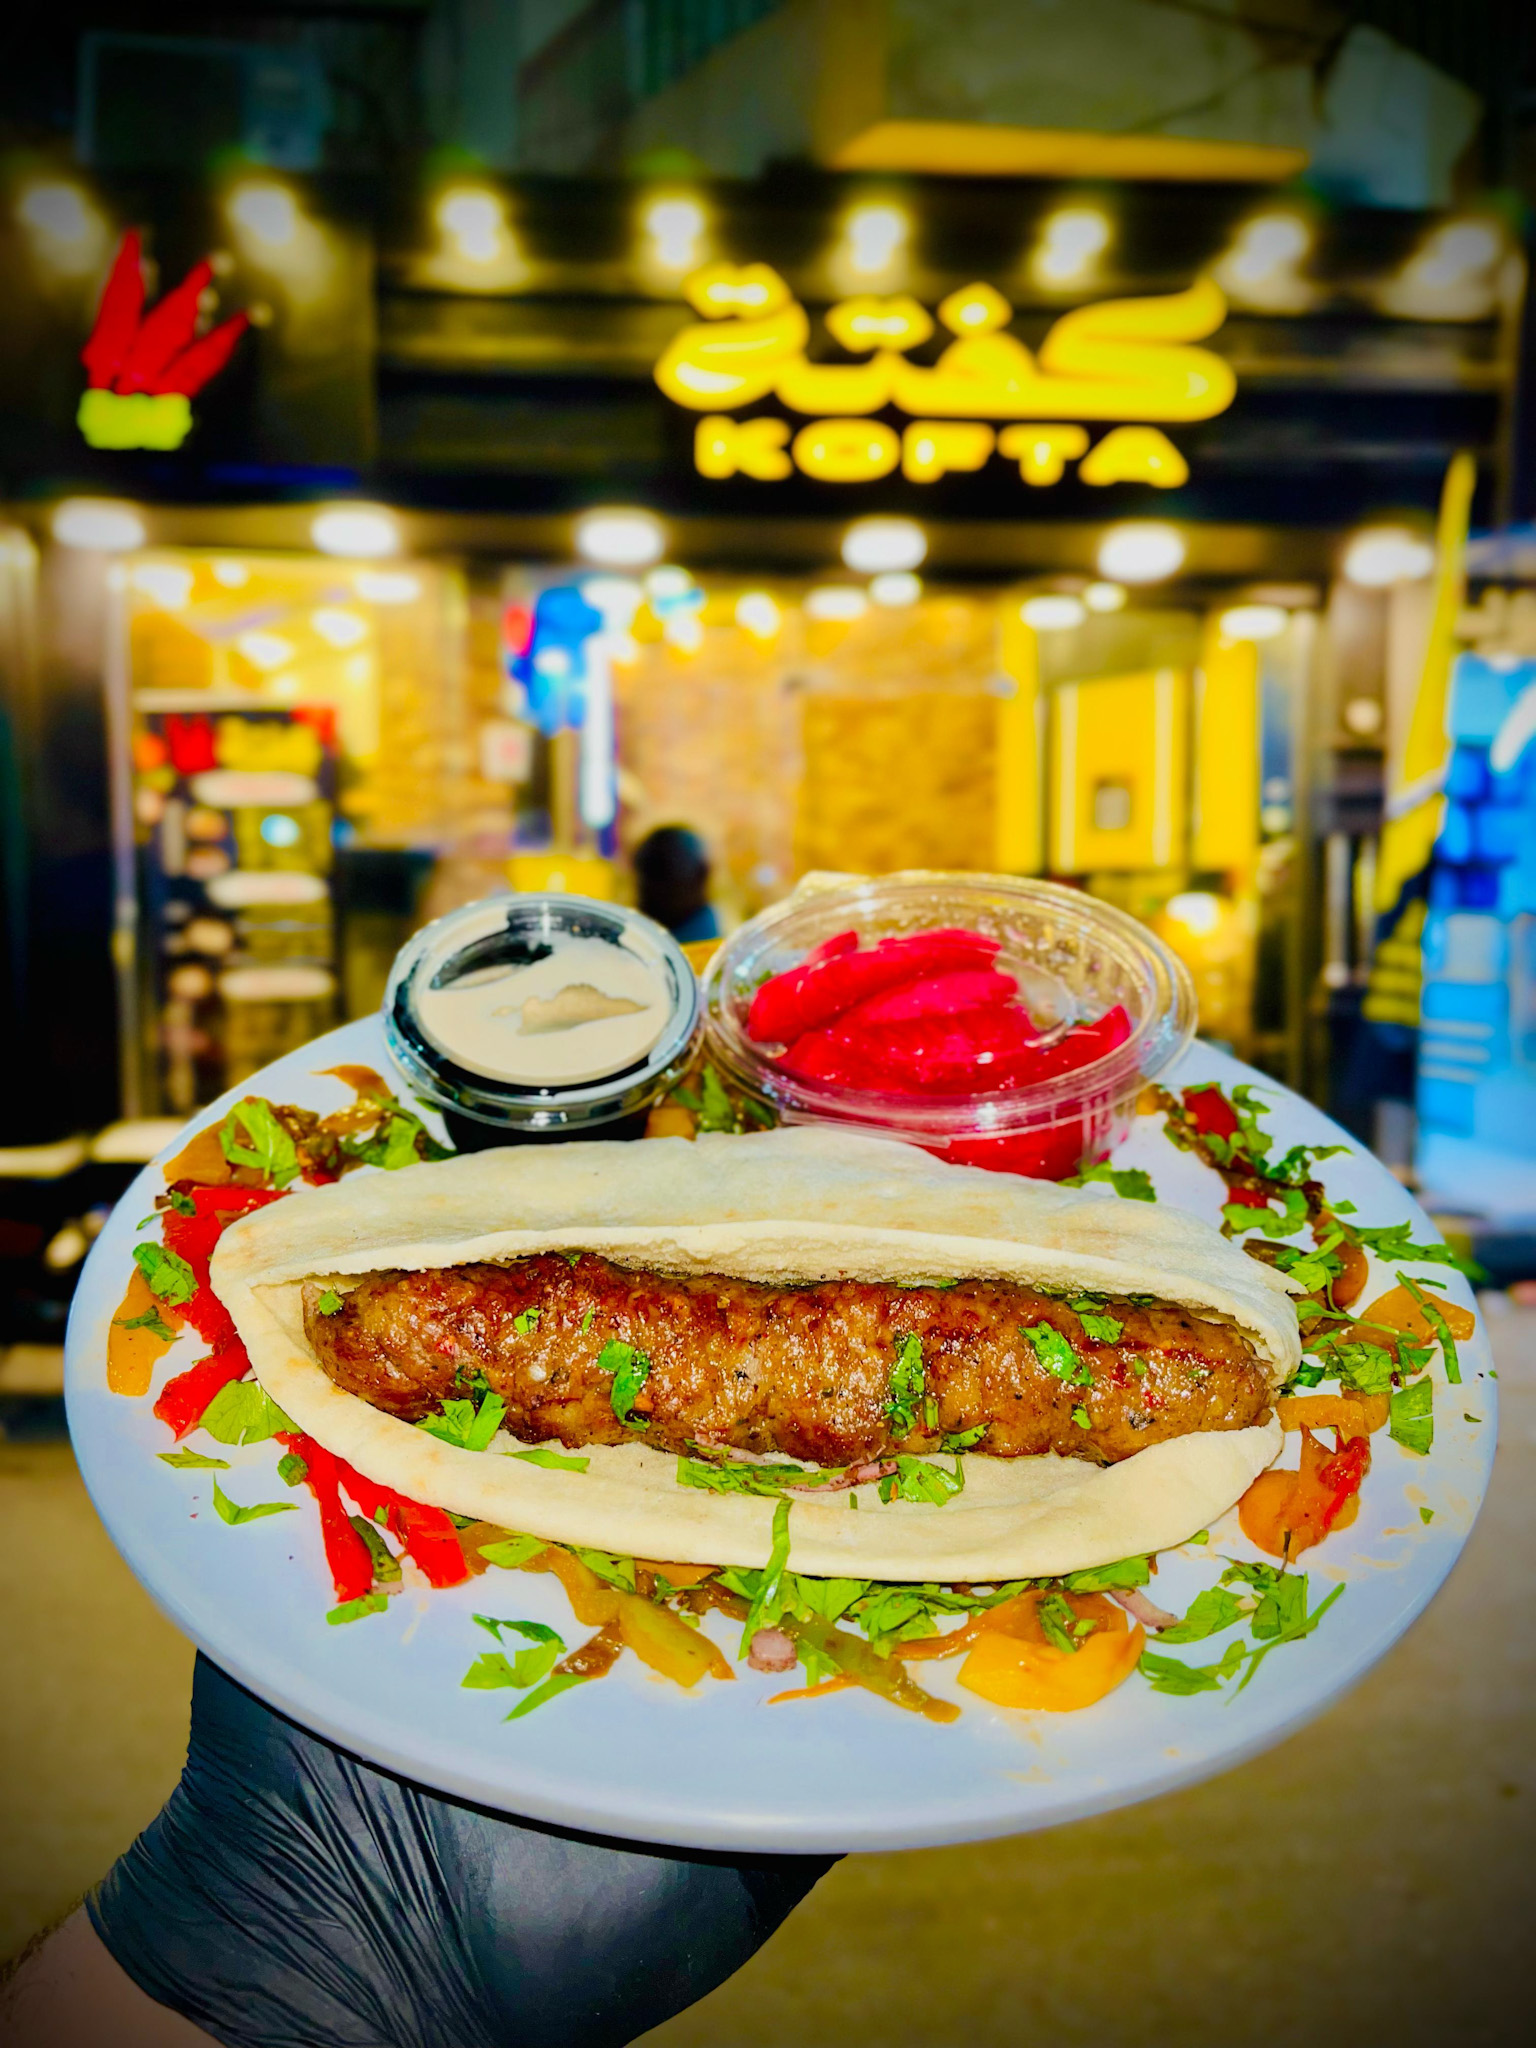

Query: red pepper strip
[[1223, 1183, 1272, 1208], [838, 968, 1021, 1030], [1182, 1082, 1240, 1140], [278, 1433, 376, 1605], [833, 1005, 1045, 1094], [145, 310, 249, 397], [82, 230, 145, 389], [162, 1185, 286, 1347], [1314, 1428, 1372, 1526], [945, 1123, 1088, 1180], [115, 260, 213, 392], [804, 929, 859, 967], [748, 930, 999, 1043], [154, 1345, 252, 1440], [333, 1459, 470, 1590]]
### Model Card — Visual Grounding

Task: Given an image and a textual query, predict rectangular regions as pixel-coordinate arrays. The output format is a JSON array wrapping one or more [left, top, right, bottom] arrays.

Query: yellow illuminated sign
[[657, 263, 1234, 488]]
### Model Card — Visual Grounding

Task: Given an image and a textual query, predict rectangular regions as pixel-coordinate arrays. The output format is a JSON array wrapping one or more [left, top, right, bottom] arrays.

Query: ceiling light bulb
[[576, 508, 666, 568], [1034, 207, 1111, 286], [236, 631, 296, 672], [869, 571, 921, 607], [806, 587, 868, 621], [842, 517, 926, 573], [131, 563, 194, 609], [1218, 603, 1287, 641], [1341, 527, 1434, 588], [645, 197, 705, 271], [228, 180, 300, 250], [1096, 522, 1185, 584], [436, 187, 507, 265], [310, 505, 400, 559], [645, 565, 693, 602], [1084, 581, 1127, 613], [1021, 594, 1087, 630], [846, 203, 908, 277], [735, 591, 782, 637], [355, 570, 420, 604], [310, 607, 368, 649], [52, 498, 146, 551]]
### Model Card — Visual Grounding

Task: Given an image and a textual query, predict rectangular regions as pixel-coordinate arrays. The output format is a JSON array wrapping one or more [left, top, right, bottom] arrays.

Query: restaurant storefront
[[0, 162, 1525, 1130]]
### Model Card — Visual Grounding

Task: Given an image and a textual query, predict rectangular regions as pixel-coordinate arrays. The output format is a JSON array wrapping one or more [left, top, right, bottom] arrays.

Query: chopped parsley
[[877, 1455, 965, 1506], [465, 1615, 565, 1691], [1157, 1586, 1247, 1644], [509, 1446, 590, 1474], [940, 1423, 987, 1452], [1075, 1307, 1124, 1344], [1351, 1220, 1484, 1279], [1140, 1640, 1247, 1695], [513, 1308, 541, 1335], [211, 1479, 298, 1527], [1399, 1274, 1462, 1385], [1064, 1162, 1157, 1202], [276, 1450, 309, 1487], [1062, 1556, 1150, 1592], [580, 1306, 595, 1334], [505, 1672, 588, 1720], [350, 1515, 401, 1583], [116, 1306, 175, 1341], [739, 1498, 793, 1651], [1037, 1590, 1093, 1654], [1389, 1377, 1434, 1456], [595, 1340, 652, 1429], [1070, 1405, 1092, 1430], [157, 1448, 229, 1470], [1021, 1321, 1092, 1386], [327, 1592, 389, 1626], [316, 1289, 344, 1316], [416, 1390, 507, 1453], [478, 1532, 550, 1571], [219, 1099, 300, 1188], [132, 1242, 197, 1307], [885, 1333, 926, 1436], [1419, 1506, 1435, 1524], [198, 1380, 295, 1446]]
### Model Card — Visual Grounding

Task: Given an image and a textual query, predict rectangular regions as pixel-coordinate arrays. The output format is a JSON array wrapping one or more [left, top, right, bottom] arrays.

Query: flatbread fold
[[210, 1127, 1294, 1581]]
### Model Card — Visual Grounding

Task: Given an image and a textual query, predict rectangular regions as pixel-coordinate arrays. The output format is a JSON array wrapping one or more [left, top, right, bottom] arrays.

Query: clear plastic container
[[385, 894, 701, 1145], [701, 872, 1195, 1179]]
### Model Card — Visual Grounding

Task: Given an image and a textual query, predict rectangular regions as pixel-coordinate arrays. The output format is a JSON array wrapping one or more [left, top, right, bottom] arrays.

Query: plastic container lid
[[385, 894, 701, 1134], [701, 871, 1196, 1177]]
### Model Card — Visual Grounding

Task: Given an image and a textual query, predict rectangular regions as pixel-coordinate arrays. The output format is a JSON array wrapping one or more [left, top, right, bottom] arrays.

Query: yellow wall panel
[[1050, 668, 1188, 874], [994, 608, 1041, 873], [1193, 624, 1259, 876]]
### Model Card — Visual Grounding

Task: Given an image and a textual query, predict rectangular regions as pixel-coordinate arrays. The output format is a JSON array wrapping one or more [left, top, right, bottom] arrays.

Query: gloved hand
[[89, 1655, 835, 2048]]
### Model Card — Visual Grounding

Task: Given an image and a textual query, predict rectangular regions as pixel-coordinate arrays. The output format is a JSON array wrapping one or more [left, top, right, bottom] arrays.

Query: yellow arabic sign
[[656, 264, 1235, 487]]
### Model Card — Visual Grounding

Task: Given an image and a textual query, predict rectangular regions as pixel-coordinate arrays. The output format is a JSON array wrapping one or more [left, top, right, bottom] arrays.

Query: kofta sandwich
[[210, 1126, 1297, 1582]]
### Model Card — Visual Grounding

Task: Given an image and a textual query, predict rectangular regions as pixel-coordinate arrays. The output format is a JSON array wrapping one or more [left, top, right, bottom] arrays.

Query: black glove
[[90, 1654, 835, 2048]]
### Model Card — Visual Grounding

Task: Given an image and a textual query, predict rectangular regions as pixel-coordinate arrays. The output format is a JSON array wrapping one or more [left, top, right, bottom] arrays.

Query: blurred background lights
[[310, 607, 368, 650], [1343, 696, 1384, 735], [17, 180, 108, 274], [436, 187, 508, 265], [806, 586, 868, 621], [842, 517, 926, 573], [644, 197, 705, 272], [1409, 218, 1503, 289], [1162, 890, 1223, 938], [237, 631, 296, 671], [1021, 594, 1087, 631], [735, 590, 782, 637], [575, 508, 666, 568], [845, 203, 908, 277], [52, 498, 145, 551], [663, 610, 705, 653], [869, 571, 921, 607], [1341, 526, 1435, 587], [1218, 603, 1288, 641], [1096, 521, 1185, 584], [1084, 581, 1127, 613], [211, 560, 250, 589], [645, 565, 694, 602], [259, 814, 303, 849], [130, 563, 193, 610], [354, 569, 420, 604], [582, 576, 645, 628], [227, 180, 300, 250], [310, 505, 400, 558], [1216, 213, 1311, 305], [1033, 207, 1111, 286]]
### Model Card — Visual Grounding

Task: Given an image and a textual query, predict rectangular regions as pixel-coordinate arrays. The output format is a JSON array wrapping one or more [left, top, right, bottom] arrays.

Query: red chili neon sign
[[78, 230, 249, 451]]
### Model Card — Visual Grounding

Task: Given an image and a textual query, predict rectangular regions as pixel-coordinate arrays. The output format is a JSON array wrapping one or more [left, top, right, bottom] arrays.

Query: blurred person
[[632, 827, 720, 943], [0, 1655, 833, 2048]]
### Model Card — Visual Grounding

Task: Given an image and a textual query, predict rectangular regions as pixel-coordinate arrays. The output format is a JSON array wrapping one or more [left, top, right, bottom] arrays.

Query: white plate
[[65, 1022, 1496, 1853]]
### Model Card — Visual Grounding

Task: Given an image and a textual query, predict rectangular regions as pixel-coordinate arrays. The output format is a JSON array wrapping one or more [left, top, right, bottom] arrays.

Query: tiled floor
[[2, 1313, 1531, 2046]]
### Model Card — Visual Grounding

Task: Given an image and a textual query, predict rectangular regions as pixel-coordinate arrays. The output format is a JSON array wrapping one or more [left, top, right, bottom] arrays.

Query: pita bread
[[211, 1127, 1292, 1581]]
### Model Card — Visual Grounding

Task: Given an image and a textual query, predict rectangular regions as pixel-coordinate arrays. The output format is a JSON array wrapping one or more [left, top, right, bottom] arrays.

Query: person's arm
[[1, 1909, 221, 2048]]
